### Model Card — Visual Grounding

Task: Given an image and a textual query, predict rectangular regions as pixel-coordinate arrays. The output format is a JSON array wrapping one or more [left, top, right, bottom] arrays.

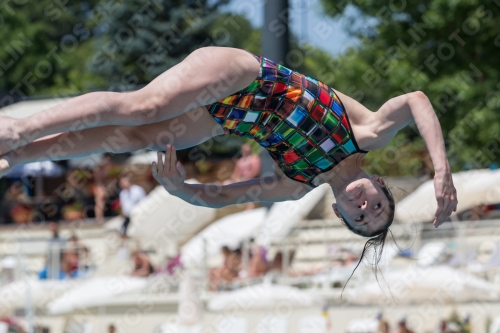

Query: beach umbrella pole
[[23, 257, 34, 333], [282, 244, 289, 277], [242, 238, 249, 280], [202, 238, 208, 291]]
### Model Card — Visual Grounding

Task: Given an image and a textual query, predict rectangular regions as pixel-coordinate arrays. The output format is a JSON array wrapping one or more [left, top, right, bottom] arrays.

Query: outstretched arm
[[152, 145, 312, 208], [371, 91, 458, 227]]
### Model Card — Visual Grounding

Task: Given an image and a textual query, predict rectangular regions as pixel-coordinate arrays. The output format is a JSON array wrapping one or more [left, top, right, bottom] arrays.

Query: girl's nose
[[357, 200, 367, 209]]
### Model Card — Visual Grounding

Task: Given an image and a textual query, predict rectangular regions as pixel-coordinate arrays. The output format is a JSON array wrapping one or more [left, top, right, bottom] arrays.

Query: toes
[[0, 158, 11, 177]]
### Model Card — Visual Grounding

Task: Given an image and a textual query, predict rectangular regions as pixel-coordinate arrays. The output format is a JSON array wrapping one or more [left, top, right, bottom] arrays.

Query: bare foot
[[0, 115, 22, 155], [0, 157, 12, 179]]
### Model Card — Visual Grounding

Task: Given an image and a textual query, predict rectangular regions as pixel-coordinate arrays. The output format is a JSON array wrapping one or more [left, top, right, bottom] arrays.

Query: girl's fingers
[[157, 151, 164, 174], [170, 145, 177, 171], [165, 144, 171, 172], [152, 161, 157, 178], [435, 207, 442, 219]]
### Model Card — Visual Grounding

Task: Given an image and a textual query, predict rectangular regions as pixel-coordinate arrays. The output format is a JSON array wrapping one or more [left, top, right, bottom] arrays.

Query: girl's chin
[[345, 182, 362, 195]]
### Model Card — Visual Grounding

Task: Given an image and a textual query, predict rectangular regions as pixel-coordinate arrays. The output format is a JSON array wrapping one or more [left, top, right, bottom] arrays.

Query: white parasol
[[208, 282, 323, 311]]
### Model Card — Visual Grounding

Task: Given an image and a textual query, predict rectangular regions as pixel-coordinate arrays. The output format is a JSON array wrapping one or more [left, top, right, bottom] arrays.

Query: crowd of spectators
[[37, 221, 158, 281], [376, 317, 415, 333], [0, 142, 263, 225], [208, 240, 292, 290], [38, 222, 91, 280], [375, 313, 471, 333], [0, 153, 154, 226]]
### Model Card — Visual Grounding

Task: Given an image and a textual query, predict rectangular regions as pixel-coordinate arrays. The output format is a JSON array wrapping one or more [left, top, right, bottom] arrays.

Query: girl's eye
[[356, 215, 364, 222], [374, 203, 381, 209]]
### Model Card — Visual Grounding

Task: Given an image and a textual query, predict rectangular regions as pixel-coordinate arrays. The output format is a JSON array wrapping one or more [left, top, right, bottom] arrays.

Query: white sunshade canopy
[[346, 265, 499, 305], [256, 183, 329, 246], [0, 98, 69, 118], [47, 276, 148, 314], [345, 319, 380, 333], [395, 168, 500, 223], [208, 282, 323, 311], [127, 180, 216, 246], [181, 207, 268, 268], [5, 161, 65, 178], [0, 279, 75, 315]]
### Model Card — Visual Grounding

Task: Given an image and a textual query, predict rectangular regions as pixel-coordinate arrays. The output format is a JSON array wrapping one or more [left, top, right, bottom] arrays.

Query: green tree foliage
[[307, 0, 500, 175], [209, 13, 261, 54], [88, 0, 233, 90], [0, 0, 104, 102]]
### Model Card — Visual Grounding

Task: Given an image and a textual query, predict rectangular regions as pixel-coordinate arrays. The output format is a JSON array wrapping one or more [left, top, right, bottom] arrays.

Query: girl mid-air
[[0, 46, 457, 251]]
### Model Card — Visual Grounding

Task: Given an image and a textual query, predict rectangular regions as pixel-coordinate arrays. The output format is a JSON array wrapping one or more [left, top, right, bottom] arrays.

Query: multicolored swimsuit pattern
[[205, 51, 368, 188]]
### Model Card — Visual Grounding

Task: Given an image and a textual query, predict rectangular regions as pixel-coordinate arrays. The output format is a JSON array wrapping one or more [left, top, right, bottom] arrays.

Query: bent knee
[[188, 46, 260, 78]]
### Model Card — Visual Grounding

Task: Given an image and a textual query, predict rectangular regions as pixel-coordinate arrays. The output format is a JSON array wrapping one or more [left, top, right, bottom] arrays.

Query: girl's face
[[332, 174, 391, 235]]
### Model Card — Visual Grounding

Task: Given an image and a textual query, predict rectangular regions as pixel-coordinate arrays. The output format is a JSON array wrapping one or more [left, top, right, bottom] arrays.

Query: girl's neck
[[313, 153, 366, 194]]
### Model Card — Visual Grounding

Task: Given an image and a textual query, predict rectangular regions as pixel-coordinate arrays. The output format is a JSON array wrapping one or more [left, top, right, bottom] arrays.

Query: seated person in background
[[209, 246, 242, 290], [39, 251, 79, 280], [130, 250, 154, 277], [223, 143, 261, 210], [435, 320, 448, 333], [209, 246, 231, 291], [46, 221, 66, 264], [267, 250, 300, 276], [66, 234, 91, 276], [247, 242, 269, 278], [394, 317, 414, 333], [118, 176, 146, 237], [225, 247, 242, 281], [91, 154, 113, 220], [0, 181, 34, 224], [156, 254, 183, 276], [225, 144, 261, 183]]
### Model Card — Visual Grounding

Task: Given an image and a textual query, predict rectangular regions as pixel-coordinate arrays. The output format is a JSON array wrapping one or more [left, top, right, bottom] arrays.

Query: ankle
[[13, 118, 28, 143]]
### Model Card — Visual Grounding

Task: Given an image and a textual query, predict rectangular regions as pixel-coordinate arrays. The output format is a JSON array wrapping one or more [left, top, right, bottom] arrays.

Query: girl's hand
[[152, 144, 186, 193], [433, 170, 458, 228]]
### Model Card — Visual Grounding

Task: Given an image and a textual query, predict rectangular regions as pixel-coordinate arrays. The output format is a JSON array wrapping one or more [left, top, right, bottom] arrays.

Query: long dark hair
[[339, 185, 396, 299]]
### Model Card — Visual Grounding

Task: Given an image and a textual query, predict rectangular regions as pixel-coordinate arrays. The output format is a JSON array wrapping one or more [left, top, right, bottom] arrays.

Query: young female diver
[[0, 46, 457, 247]]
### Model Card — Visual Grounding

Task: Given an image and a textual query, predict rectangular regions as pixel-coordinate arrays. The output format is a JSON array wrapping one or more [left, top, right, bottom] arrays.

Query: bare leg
[[0, 46, 260, 154], [0, 106, 224, 177]]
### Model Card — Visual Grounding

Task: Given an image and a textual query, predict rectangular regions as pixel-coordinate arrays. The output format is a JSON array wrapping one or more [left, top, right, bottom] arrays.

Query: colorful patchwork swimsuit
[[205, 50, 369, 188]]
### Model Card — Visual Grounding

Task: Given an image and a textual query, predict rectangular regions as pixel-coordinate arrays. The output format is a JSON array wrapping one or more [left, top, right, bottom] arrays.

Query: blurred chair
[[257, 316, 287, 333], [298, 316, 328, 333], [488, 317, 500, 333], [416, 241, 447, 267], [217, 317, 247, 333]]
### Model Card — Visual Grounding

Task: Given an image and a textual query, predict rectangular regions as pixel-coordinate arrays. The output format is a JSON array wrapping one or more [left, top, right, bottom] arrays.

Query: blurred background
[[0, 0, 500, 332]]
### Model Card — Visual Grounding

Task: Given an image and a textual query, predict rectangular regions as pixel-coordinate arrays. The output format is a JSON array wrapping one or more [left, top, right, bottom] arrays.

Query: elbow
[[407, 91, 432, 113]]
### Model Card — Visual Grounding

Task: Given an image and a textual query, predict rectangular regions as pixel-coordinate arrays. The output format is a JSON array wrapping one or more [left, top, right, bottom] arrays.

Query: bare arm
[[175, 174, 311, 208], [371, 91, 449, 172], [152, 145, 312, 208], [371, 91, 458, 227]]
